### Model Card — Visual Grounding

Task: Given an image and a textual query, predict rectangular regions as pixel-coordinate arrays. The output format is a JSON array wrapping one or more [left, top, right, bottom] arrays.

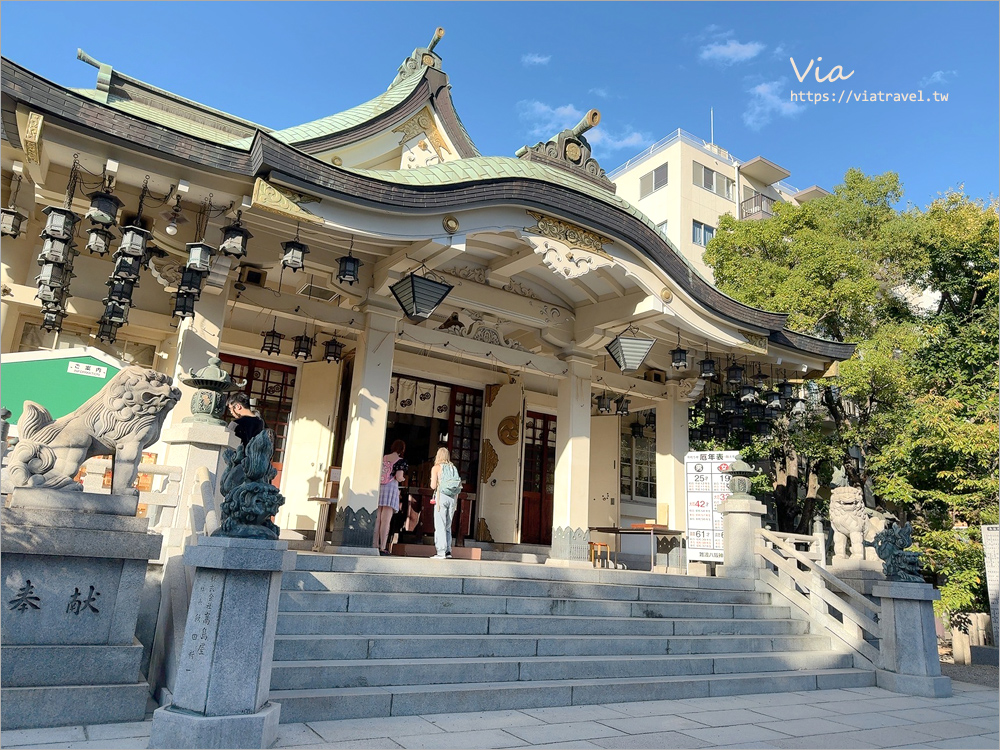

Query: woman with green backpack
[[429, 447, 463, 559]]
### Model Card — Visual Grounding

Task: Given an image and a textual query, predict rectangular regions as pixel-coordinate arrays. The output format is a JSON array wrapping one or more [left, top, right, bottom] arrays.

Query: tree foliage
[[702, 171, 998, 616]]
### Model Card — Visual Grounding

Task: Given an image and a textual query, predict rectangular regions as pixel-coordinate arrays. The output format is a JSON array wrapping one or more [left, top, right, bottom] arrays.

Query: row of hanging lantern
[[259, 314, 345, 363], [1, 170, 27, 238]]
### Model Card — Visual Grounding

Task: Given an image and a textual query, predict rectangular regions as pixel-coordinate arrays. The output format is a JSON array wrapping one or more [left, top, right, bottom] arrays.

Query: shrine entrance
[[520, 412, 556, 545]]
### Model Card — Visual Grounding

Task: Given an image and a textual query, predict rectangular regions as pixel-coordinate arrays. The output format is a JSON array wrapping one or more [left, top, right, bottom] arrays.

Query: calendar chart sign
[[685, 451, 741, 565]]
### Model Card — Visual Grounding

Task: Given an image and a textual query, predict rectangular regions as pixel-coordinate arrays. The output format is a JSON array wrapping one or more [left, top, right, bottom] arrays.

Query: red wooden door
[[520, 412, 555, 545]]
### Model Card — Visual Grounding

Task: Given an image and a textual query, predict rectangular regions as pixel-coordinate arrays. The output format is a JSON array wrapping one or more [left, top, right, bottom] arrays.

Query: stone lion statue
[[9, 366, 181, 495], [829, 485, 885, 561]]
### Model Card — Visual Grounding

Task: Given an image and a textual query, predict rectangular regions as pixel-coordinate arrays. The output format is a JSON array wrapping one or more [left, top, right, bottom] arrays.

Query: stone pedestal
[[148, 536, 296, 749], [872, 581, 952, 698], [829, 564, 886, 596], [160, 422, 240, 552], [719, 497, 766, 579], [1, 487, 162, 730]]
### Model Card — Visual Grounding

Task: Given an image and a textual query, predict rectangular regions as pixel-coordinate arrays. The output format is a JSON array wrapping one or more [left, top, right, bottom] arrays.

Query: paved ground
[[2, 682, 996, 750]]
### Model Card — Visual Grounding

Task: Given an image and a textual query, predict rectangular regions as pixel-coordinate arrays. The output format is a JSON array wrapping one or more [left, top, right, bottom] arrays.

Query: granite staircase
[[268, 554, 875, 723]]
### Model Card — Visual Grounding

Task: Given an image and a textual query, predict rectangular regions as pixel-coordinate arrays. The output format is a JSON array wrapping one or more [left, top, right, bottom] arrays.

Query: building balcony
[[741, 194, 776, 220]]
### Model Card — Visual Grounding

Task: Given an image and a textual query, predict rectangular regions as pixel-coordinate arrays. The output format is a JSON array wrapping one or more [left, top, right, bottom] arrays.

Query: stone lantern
[[179, 356, 242, 425]]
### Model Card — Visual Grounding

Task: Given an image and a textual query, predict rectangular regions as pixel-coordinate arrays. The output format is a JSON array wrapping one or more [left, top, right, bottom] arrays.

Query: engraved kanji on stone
[[9, 580, 41, 611], [67, 585, 101, 615]]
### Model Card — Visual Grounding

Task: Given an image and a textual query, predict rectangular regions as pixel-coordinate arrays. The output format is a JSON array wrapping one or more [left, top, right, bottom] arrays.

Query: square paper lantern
[[390, 272, 454, 321]]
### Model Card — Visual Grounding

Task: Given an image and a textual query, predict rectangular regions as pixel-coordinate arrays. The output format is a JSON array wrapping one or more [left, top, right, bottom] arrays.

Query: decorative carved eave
[[516, 109, 615, 193], [391, 27, 446, 89]]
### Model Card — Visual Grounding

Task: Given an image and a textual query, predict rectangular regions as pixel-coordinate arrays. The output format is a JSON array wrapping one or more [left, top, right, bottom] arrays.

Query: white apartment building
[[608, 130, 830, 281]]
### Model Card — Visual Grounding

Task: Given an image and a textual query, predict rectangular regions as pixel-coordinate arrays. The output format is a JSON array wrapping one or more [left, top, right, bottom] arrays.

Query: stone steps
[[271, 668, 876, 723], [270, 555, 874, 723], [272, 633, 834, 661], [270, 651, 855, 690]]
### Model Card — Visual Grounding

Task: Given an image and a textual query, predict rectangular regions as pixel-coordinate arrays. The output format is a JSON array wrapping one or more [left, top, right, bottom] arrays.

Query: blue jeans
[[434, 493, 458, 555]]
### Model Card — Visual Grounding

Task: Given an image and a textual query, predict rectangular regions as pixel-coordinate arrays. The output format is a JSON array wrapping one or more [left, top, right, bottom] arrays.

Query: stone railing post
[[872, 581, 951, 697], [719, 459, 766, 578]]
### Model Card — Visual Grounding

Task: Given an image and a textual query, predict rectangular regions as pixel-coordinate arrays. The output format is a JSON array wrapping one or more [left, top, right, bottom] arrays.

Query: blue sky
[[2, 2, 997, 207]]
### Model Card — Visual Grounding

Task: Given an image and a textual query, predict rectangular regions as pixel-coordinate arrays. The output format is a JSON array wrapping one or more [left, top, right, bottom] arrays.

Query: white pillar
[[332, 296, 401, 550], [655, 392, 688, 530], [550, 356, 592, 562]]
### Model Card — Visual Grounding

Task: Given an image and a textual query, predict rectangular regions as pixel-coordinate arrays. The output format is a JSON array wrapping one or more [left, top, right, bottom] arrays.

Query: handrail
[[765, 530, 817, 544], [755, 527, 882, 667], [759, 528, 880, 614]]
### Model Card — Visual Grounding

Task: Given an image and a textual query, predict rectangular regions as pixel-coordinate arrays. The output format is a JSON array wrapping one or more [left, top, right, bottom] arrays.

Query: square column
[[550, 356, 592, 563], [330, 297, 402, 550], [655, 393, 688, 529]]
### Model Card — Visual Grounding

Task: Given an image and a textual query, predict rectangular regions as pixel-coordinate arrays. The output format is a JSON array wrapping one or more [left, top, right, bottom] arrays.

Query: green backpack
[[439, 462, 462, 498]]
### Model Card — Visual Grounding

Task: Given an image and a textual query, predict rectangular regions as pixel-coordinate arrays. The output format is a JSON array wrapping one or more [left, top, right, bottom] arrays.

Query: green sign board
[[1, 349, 123, 425]]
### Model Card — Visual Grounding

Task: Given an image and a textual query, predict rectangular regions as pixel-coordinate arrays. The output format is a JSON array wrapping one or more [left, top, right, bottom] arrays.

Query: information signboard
[[685, 450, 741, 565]]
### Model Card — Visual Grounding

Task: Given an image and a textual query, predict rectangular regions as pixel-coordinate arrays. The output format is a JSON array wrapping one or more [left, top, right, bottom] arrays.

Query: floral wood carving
[[525, 211, 611, 255], [484, 384, 502, 408], [393, 108, 451, 160], [480, 438, 499, 484], [250, 178, 324, 224], [23, 113, 43, 165]]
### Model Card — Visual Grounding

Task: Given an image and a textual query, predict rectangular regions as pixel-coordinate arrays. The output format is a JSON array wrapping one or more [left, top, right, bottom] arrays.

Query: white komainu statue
[[829, 485, 885, 561], [9, 366, 181, 495]]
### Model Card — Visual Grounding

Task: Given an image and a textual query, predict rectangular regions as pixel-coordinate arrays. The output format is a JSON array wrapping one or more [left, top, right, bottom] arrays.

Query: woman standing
[[429, 447, 462, 559], [374, 439, 407, 556]]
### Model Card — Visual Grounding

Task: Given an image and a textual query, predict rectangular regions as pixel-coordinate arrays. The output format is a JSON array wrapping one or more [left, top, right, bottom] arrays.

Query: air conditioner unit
[[644, 369, 667, 384], [296, 280, 338, 302]]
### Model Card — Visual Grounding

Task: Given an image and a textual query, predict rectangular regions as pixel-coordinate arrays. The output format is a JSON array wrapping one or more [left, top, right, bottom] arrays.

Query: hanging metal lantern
[[292, 333, 314, 361], [777, 380, 795, 399], [756, 420, 771, 436], [739, 429, 754, 444], [337, 249, 362, 286], [322, 336, 345, 363], [731, 414, 745, 430], [764, 404, 781, 422], [118, 226, 151, 257], [721, 393, 738, 413], [763, 390, 782, 407], [172, 292, 197, 319], [1, 206, 27, 238], [186, 241, 216, 272], [36, 283, 68, 304], [260, 319, 284, 356], [41, 206, 79, 240], [703, 408, 719, 426], [671, 345, 689, 369], [606, 326, 656, 372], [280, 238, 309, 272], [753, 369, 769, 387], [390, 271, 454, 321], [748, 402, 766, 421], [37, 263, 72, 288], [596, 393, 613, 414], [645, 410, 656, 430], [40, 308, 68, 332], [96, 319, 119, 343], [106, 277, 137, 304], [39, 235, 78, 265], [102, 299, 130, 325], [631, 420, 644, 438], [112, 252, 144, 281], [86, 226, 116, 256], [219, 212, 253, 258], [712, 425, 729, 440], [689, 427, 702, 442], [740, 383, 758, 400], [726, 362, 745, 385], [86, 191, 123, 226], [615, 395, 631, 416], [177, 267, 206, 297], [698, 356, 716, 379]]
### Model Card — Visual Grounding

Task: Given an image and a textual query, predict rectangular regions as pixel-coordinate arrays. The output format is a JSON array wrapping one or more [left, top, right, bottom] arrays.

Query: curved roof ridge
[[231, 67, 429, 149]]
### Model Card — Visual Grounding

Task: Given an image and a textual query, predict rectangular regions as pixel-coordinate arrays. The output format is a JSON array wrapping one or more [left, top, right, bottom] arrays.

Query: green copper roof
[[347, 156, 707, 281], [227, 69, 428, 149]]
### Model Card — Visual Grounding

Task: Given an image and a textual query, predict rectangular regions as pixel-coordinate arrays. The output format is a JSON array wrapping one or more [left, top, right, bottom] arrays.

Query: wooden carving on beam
[[525, 211, 611, 256], [531, 238, 614, 280], [393, 107, 452, 161], [738, 330, 769, 354], [250, 178, 324, 225], [484, 384, 502, 408], [23, 113, 43, 165], [480, 439, 499, 483]]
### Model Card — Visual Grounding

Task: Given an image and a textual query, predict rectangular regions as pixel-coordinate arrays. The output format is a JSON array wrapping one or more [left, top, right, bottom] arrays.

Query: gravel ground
[[941, 660, 1000, 687]]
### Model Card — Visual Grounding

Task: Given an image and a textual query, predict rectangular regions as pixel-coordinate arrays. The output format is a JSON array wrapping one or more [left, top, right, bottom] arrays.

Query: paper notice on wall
[[685, 450, 740, 566]]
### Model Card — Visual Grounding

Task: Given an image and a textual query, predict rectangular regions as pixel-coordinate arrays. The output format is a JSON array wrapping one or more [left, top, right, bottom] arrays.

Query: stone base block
[[875, 669, 952, 698], [9, 487, 139, 516], [828, 566, 886, 596], [330, 545, 380, 556], [971, 645, 999, 665], [1, 642, 143, 687], [543, 558, 594, 569], [1, 681, 150, 729], [148, 701, 280, 749]]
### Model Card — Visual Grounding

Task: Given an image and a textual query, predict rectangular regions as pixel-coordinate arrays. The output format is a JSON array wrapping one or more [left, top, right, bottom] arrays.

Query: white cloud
[[517, 100, 582, 138], [521, 53, 551, 67], [700, 39, 766, 65], [772, 44, 786, 59], [742, 79, 805, 131], [586, 128, 654, 152], [589, 87, 610, 99], [919, 70, 957, 87]]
